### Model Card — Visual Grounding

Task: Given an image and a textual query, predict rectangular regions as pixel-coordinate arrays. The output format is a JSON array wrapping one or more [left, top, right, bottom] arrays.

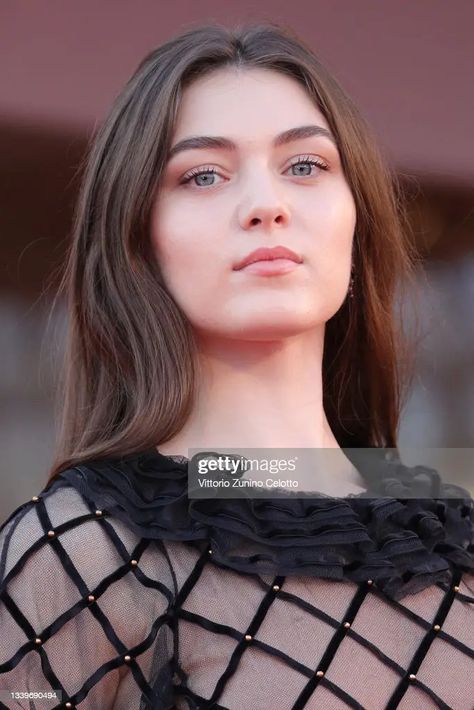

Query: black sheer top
[[0, 448, 473, 709]]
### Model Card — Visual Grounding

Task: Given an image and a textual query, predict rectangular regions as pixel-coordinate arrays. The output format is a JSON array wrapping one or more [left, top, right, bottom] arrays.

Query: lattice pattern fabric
[[0, 448, 473, 709]]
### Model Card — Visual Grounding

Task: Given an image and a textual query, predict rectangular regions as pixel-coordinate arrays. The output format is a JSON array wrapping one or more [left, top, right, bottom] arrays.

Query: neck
[[158, 328, 366, 492]]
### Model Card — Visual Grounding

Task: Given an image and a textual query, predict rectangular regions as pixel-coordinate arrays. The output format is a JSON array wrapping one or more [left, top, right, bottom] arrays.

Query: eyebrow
[[167, 124, 337, 160]]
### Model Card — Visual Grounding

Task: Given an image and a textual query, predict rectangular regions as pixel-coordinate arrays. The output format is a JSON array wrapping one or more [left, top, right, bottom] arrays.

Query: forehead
[[173, 67, 330, 143]]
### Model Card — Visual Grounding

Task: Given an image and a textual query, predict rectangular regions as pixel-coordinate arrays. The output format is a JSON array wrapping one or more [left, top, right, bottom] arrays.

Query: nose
[[238, 171, 291, 231]]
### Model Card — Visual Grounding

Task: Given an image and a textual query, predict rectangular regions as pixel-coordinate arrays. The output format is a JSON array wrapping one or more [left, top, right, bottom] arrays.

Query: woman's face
[[151, 67, 356, 341]]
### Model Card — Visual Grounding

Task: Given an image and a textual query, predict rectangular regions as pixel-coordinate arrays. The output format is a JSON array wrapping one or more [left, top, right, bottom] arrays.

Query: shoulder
[[0, 472, 178, 622], [1, 480, 137, 583]]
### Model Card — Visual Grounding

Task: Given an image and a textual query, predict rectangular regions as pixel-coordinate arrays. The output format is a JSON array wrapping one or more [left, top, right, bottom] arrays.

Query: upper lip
[[233, 245, 303, 271]]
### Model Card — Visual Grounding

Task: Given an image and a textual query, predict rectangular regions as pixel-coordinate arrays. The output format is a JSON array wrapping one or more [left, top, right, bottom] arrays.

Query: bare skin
[[151, 67, 365, 494]]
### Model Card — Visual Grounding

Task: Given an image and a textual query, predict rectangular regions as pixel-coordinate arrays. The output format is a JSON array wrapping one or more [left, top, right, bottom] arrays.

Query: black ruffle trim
[[50, 447, 474, 602]]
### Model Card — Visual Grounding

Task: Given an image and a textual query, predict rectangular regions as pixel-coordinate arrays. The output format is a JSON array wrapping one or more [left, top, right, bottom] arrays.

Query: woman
[[0, 22, 473, 710]]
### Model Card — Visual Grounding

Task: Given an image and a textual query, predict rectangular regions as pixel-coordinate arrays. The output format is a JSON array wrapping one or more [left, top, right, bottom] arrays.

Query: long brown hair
[[47, 21, 420, 481]]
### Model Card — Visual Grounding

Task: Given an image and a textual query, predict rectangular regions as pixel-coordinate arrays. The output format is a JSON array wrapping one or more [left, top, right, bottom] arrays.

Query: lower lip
[[237, 258, 301, 276]]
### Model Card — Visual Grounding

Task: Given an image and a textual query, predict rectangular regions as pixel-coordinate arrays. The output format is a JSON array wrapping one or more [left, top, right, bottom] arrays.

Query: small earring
[[348, 274, 355, 299]]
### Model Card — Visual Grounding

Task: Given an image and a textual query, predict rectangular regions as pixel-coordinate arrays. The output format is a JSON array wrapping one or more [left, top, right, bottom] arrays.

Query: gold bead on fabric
[[343, 621, 351, 629], [408, 673, 416, 681], [87, 595, 95, 603], [272, 585, 280, 592], [130, 559, 138, 567], [315, 670, 324, 677], [95, 510, 103, 517], [31, 495, 39, 502], [433, 624, 441, 632], [367, 579, 373, 586], [124, 655, 132, 662], [34, 637, 42, 645], [47, 530, 55, 538], [65, 703, 73, 709], [244, 634, 252, 641], [453, 585, 460, 592]]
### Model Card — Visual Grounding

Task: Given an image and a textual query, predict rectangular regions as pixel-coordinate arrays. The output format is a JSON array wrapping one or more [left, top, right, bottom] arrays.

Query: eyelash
[[180, 155, 329, 187]]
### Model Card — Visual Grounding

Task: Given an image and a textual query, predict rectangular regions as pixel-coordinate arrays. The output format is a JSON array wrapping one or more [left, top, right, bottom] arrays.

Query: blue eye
[[180, 166, 220, 187], [180, 155, 329, 188], [288, 157, 328, 176]]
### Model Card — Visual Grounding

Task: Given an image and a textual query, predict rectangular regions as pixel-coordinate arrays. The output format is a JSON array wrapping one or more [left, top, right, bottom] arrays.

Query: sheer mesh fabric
[[0, 486, 177, 709], [0, 459, 473, 709], [167, 540, 474, 709]]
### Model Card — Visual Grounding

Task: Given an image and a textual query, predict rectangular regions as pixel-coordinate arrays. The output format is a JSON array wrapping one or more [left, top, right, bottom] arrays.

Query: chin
[[190, 301, 335, 340], [227, 316, 319, 341]]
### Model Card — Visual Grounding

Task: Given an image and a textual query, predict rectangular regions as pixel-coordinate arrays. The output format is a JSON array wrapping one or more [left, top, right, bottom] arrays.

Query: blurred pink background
[[0, 0, 473, 515]]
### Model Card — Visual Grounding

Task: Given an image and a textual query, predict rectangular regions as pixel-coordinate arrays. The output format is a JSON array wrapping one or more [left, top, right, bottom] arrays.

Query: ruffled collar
[[50, 447, 474, 601]]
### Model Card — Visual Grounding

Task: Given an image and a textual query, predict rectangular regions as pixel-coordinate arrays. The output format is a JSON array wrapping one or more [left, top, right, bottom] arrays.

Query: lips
[[233, 245, 303, 271]]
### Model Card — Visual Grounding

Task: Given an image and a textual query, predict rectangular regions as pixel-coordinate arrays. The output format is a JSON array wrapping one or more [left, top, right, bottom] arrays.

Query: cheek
[[150, 203, 224, 310], [151, 198, 196, 277], [316, 183, 356, 247], [308, 184, 356, 294], [151, 201, 192, 269]]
